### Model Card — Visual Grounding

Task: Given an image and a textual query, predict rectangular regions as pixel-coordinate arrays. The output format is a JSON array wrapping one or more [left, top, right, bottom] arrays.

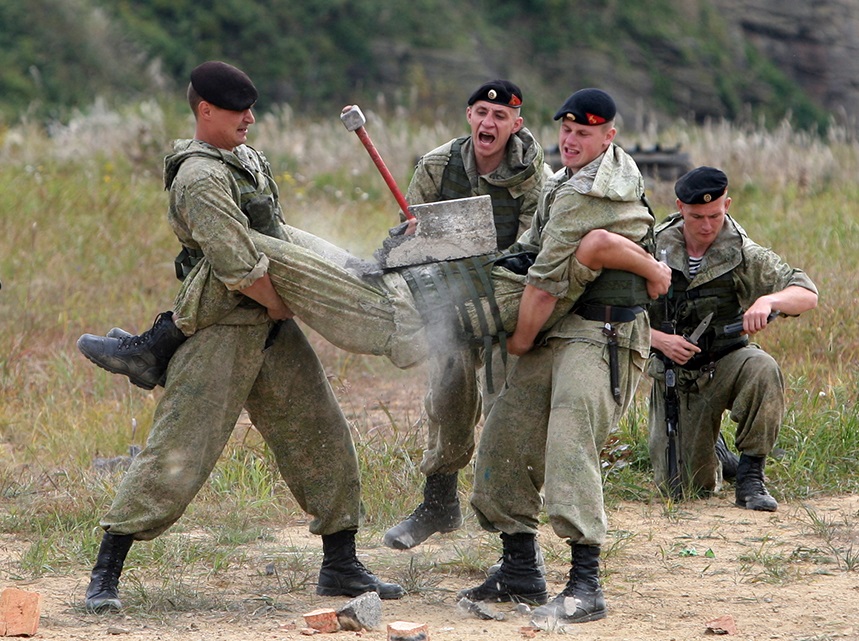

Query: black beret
[[467, 80, 523, 108], [190, 61, 258, 111], [553, 88, 616, 125], [675, 166, 729, 204]]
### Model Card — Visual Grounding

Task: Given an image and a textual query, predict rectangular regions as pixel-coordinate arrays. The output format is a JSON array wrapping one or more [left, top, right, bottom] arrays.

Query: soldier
[[384, 79, 553, 551], [81, 61, 404, 613], [460, 88, 658, 627], [647, 166, 818, 510]]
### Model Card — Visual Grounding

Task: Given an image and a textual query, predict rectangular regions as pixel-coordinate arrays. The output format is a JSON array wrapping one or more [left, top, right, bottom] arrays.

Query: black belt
[[575, 303, 645, 324], [680, 341, 747, 372]]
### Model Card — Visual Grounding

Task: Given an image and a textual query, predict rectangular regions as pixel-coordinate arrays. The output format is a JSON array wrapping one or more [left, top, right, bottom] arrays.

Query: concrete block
[[336, 591, 382, 631], [376, 195, 497, 268]]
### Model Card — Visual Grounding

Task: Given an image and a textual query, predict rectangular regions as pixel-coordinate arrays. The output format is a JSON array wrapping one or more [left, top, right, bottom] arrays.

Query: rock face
[[713, 0, 859, 119]]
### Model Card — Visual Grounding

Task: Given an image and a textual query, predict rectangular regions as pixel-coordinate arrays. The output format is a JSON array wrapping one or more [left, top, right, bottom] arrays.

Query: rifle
[[658, 250, 682, 499], [658, 250, 713, 499]]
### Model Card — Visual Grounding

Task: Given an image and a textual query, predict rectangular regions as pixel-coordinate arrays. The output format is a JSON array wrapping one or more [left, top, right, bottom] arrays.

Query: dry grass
[[1, 103, 858, 578]]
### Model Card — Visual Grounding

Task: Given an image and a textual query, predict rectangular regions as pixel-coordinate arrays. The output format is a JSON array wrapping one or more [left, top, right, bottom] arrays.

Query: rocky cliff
[[713, 0, 859, 121]]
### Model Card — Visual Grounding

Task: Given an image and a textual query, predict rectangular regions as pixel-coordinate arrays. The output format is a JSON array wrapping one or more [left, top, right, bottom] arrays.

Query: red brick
[[0, 588, 41, 637], [387, 620, 429, 641]]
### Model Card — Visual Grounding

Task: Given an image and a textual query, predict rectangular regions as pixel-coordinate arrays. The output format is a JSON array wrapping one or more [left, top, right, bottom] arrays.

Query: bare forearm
[[508, 284, 558, 355], [240, 273, 293, 320]]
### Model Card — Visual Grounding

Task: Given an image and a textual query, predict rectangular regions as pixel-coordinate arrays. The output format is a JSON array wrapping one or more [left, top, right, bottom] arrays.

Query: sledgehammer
[[340, 105, 415, 221]]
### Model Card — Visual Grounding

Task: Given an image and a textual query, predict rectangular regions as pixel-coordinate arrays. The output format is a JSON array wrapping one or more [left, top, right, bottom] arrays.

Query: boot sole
[[382, 522, 461, 550], [316, 585, 404, 600], [532, 608, 607, 626], [458, 589, 549, 606], [85, 597, 122, 613], [735, 499, 778, 512]]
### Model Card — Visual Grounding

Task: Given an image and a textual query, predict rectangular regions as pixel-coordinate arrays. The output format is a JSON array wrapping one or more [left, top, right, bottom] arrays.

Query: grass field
[[1, 103, 857, 597]]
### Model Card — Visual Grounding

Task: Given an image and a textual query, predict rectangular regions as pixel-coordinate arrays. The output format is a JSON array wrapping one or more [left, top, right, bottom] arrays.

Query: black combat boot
[[317, 529, 405, 600], [457, 532, 548, 605], [735, 454, 778, 511], [85, 532, 134, 613], [382, 472, 462, 550], [715, 432, 740, 481], [487, 537, 546, 577], [77, 311, 185, 390], [531, 543, 606, 627]]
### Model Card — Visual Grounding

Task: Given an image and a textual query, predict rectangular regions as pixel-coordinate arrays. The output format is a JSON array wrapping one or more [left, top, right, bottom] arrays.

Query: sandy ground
[[4, 493, 858, 641], [6, 336, 857, 640]]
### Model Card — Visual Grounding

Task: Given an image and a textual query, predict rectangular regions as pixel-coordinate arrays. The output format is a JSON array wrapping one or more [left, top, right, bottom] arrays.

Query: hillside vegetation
[[0, 0, 833, 130]]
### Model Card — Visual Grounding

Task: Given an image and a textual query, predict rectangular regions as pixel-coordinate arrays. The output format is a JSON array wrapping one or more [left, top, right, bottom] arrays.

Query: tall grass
[[1, 100, 857, 597]]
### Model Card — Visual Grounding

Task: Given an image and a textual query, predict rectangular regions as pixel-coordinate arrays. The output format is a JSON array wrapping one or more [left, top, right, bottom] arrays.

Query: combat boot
[[531, 543, 606, 627], [735, 454, 778, 511], [85, 532, 134, 612], [715, 432, 740, 481], [487, 537, 546, 576], [457, 532, 548, 605], [105, 328, 168, 387], [77, 311, 185, 390], [317, 529, 405, 600], [383, 472, 462, 550]]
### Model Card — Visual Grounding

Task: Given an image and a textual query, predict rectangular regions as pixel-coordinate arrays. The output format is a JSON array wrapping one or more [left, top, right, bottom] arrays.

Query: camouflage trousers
[[471, 335, 645, 545], [647, 344, 784, 493], [101, 320, 362, 540], [241, 229, 575, 371]]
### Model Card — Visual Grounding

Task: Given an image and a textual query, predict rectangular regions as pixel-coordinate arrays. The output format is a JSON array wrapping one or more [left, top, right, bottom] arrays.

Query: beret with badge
[[674, 166, 729, 204], [467, 80, 523, 108], [553, 88, 616, 125], [190, 61, 258, 111]]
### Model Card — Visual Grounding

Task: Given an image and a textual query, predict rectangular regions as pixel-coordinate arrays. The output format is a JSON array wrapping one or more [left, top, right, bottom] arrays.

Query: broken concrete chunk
[[336, 591, 382, 631]]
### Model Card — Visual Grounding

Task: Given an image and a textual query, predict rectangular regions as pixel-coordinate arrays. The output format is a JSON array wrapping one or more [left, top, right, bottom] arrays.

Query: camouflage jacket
[[509, 143, 655, 352], [165, 139, 283, 331], [650, 212, 818, 339], [405, 127, 550, 241]]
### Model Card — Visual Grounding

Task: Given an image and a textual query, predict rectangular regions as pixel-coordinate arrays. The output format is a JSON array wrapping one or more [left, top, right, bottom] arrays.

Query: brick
[[0, 587, 41, 637], [387, 620, 429, 641], [302, 608, 339, 633]]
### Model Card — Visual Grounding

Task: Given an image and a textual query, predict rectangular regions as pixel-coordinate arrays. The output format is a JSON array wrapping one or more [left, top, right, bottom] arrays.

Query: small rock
[[336, 592, 382, 631]]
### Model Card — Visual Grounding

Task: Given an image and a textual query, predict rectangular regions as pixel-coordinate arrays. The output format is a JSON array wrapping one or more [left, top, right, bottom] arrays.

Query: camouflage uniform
[[470, 145, 654, 545], [405, 129, 550, 475], [102, 140, 362, 539], [647, 213, 818, 493]]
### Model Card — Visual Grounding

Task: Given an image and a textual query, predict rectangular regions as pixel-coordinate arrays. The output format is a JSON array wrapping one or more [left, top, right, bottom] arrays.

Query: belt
[[575, 303, 645, 324], [680, 341, 747, 372]]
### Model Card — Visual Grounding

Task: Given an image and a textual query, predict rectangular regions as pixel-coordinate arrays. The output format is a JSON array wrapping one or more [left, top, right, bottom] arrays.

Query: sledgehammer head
[[341, 105, 366, 132]]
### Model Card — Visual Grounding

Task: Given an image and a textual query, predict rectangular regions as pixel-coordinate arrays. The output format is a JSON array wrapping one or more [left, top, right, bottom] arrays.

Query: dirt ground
[[4, 494, 858, 640], [6, 340, 858, 640]]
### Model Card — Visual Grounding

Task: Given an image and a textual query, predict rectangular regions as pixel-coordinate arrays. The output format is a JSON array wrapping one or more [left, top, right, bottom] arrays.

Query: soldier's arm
[[741, 285, 818, 335], [576, 230, 671, 298], [507, 284, 559, 356]]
